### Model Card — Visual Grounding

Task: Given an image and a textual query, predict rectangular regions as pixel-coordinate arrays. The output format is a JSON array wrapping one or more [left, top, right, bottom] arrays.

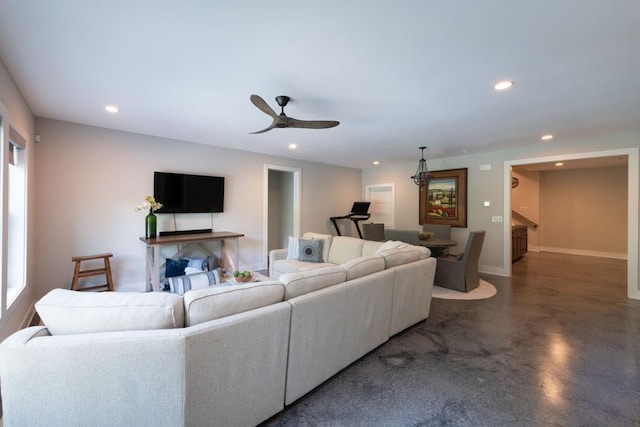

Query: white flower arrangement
[[135, 195, 163, 212]]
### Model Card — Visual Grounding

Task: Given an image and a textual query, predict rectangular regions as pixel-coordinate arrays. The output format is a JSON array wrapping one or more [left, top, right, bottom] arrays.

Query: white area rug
[[432, 279, 497, 300]]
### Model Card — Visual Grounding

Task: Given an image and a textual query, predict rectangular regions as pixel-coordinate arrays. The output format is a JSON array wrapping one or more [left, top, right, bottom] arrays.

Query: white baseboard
[[479, 265, 509, 277], [538, 246, 627, 260]]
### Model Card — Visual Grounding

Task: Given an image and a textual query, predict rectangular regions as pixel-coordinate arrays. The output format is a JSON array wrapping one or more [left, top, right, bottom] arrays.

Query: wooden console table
[[139, 231, 244, 291]]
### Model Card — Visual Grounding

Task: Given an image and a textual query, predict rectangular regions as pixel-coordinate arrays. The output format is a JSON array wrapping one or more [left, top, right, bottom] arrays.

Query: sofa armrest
[[269, 248, 289, 277]]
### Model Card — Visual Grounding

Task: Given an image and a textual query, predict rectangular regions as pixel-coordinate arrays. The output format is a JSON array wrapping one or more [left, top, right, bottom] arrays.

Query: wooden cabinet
[[512, 225, 528, 262]]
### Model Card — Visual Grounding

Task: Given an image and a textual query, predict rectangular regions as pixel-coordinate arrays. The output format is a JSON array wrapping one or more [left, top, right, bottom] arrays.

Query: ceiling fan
[[249, 94, 339, 134]]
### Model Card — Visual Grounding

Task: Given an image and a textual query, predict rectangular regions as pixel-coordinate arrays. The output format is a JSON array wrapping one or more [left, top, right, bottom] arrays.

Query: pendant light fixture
[[411, 146, 432, 186]]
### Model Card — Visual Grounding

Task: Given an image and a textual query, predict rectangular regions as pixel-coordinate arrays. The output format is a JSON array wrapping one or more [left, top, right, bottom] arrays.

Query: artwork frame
[[419, 168, 468, 227]]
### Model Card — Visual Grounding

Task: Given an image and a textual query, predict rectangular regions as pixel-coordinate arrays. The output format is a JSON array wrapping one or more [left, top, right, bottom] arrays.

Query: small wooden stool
[[71, 253, 115, 291]]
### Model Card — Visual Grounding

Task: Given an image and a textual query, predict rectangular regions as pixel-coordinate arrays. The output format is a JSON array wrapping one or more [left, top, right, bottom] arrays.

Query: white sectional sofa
[[0, 233, 436, 427]]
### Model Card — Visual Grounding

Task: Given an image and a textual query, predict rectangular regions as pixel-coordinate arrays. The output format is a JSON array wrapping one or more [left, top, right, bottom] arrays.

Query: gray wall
[[33, 118, 362, 295]]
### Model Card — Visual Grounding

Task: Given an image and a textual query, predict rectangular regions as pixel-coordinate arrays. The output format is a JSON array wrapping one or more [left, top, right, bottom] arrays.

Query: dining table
[[416, 236, 457, 257]]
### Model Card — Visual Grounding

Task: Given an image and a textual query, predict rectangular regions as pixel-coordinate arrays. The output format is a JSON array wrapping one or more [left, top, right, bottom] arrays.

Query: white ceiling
[[515, 155, 628, 172], [0, 1, 639, 169]]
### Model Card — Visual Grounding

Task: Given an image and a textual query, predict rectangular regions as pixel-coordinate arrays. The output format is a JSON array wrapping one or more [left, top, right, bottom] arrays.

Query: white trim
[[364, 183, 395, 228], [262, 164, 302, 270], [538, 247, 628, 260], [504, 147, 639, 300], [479, 265, 509, 277]]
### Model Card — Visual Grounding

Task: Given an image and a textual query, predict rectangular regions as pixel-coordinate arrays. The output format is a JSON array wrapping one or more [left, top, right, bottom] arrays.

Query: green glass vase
[[145, 209, 157, 239]]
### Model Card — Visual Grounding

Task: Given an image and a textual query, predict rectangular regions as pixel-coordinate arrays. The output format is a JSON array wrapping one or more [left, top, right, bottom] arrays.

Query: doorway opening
[[263, 164, 301, 270], [504, 147, 639, 299]]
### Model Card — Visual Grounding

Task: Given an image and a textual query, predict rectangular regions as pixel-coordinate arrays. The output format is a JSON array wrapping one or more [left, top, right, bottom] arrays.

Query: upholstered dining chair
[[434, 230, 486, 292], [362, 223, 386, 241]]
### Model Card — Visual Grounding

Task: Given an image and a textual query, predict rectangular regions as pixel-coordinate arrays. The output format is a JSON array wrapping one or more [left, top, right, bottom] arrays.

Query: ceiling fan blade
[[249, 120, 278, 134], [288, 118, 340, 129], [250, 94, 279, 119]]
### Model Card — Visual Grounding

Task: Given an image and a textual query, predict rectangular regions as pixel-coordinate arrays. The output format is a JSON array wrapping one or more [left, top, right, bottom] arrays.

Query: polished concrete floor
[[263, 252, 639, 426]]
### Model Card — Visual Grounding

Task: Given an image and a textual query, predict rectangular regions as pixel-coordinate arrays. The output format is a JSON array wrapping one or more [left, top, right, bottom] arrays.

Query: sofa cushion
[[341, 255, 385, 281], [183, 281, 285, 326], [279, 265, 347, 300], [35, 289, 184, 335], [377, 245, 430, 268], [327, 236, 365, 265], [302, 232, 333, 264], [362, 240, 384, 257], [272, 259, 334, 277]]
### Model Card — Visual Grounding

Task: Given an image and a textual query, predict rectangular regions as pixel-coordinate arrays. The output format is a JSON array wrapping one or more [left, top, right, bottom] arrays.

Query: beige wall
[[34, 118, 362, 295], [0, 57, 35, 340], [539, 166, 627, 257]]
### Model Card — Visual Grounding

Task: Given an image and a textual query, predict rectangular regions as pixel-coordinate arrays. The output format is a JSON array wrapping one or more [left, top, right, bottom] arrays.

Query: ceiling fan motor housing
[[275, 96, 290, 107]]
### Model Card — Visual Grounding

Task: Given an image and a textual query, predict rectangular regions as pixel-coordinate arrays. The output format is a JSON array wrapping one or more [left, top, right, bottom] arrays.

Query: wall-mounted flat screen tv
[[154, 171, 225, 213]]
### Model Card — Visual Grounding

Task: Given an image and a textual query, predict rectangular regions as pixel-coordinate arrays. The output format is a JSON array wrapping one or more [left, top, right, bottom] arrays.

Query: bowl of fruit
[[233, 270, 253, 283]]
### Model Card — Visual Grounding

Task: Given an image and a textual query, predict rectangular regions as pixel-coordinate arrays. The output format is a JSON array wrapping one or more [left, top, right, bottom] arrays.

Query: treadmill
[[329, 202, 371, 238]]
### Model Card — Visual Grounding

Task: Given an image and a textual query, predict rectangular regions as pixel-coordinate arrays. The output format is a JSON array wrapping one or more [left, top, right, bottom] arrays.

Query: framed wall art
[[419, 168, 467, 227]]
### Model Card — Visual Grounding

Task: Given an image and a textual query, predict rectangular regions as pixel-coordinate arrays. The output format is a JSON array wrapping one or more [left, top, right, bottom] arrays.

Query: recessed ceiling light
[[288, 143, 297, 150], [494, 80, 514, 91], [105, 105, 119, 113], [555, 162, 564, 167], [372, 161, 380, 165], [541, 134, 554, 141]]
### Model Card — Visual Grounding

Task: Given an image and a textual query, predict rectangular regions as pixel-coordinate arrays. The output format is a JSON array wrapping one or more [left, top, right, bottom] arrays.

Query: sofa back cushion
[[302, 232, 333, 263], [362, 240, 384, 257], [183, 281, 285, 326], [376, 245, 430, 268], [279, 265, 347, 300], [35, 289, 184, 335], [327, 236, 365, 265], [341, 255, 385, 281]]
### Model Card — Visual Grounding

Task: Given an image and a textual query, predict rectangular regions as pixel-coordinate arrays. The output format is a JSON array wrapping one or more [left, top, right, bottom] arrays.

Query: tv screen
[[154, 171, 225, 213]]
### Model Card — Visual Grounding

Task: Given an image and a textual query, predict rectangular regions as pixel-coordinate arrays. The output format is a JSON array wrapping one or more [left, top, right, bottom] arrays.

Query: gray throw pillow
[[298, 239, 324, 262]]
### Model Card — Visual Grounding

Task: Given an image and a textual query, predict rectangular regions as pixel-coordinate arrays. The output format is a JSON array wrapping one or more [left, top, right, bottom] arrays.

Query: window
[[6, 126, 27, 307]]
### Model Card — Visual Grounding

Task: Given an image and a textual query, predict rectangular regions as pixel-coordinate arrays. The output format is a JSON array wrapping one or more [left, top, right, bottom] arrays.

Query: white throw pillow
[[376, 240, 408, 253], [286, 236, 300, 259], [168, 269, 222, 295]]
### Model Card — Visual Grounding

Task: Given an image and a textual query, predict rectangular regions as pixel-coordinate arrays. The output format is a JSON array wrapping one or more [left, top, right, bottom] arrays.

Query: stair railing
[[512, 210, 539, 229]]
